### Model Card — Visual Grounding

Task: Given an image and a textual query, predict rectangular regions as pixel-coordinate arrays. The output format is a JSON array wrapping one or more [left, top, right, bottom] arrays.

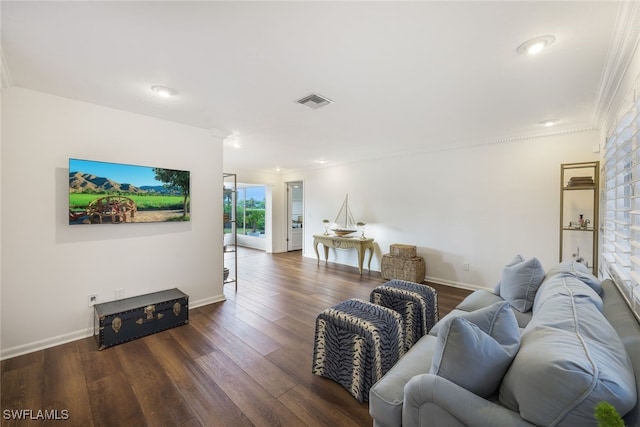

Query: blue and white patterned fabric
[[370, 280, 438, 351], [312, 298, 405, 402]]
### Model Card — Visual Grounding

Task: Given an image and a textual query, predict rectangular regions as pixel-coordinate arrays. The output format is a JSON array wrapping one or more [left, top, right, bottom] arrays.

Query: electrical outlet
[[88, 294, 98, 307], [463, 262, 470, 271], [114, 288, 125, 300]]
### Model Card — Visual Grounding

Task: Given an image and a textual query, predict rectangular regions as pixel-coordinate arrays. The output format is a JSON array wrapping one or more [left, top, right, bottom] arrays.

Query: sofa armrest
[[403, 374, 536, 427]]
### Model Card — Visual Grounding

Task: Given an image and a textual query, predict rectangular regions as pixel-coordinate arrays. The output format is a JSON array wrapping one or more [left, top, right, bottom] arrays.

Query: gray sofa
[[369, 259, 640, 427]]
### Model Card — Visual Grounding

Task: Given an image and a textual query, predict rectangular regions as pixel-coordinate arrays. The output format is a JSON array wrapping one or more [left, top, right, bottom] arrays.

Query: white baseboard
[[0, 328, 93, 361], [424, 276, 488, 292], [190, 294, 226, 309], [302, 252, 490, 293], [0, 293, 227, 361]]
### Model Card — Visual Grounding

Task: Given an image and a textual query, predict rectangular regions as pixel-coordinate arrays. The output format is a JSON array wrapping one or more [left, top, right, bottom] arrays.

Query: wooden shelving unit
[[223, 173, 237, 291], [559, 161, 599, 273]]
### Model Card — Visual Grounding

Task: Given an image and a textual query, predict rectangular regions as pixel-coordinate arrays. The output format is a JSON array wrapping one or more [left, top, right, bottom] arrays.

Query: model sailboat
[[331, 194, 357, 236]]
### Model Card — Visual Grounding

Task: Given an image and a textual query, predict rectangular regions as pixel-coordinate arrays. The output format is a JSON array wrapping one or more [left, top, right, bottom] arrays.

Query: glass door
[[287, 181, 303, 251]]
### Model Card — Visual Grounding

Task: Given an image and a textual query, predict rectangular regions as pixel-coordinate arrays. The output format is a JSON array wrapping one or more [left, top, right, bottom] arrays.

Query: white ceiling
[[1, 1, 634, 173]]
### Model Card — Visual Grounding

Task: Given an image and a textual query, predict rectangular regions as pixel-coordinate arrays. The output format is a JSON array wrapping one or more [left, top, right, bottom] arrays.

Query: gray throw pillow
[[493, 254, 524, 294], [429, 302, 520, 397], [499, 257, 545, 312]]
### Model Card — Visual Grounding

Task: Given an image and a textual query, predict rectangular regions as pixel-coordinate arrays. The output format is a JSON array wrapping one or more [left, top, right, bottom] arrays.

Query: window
[[601, 89, 640, 316], [237, 186, 266, 238]]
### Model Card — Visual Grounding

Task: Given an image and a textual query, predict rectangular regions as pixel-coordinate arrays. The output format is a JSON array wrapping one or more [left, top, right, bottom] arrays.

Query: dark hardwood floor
[[1, 248, 471, 426]]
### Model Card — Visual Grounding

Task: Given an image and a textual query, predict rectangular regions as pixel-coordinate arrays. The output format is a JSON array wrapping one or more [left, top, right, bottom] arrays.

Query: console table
[[313, 234, 374, 275]]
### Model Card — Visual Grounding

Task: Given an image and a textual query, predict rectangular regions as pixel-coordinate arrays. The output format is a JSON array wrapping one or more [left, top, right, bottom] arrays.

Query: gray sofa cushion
[[499, 256, 545, 313], [428, 308, 465, 337], [500, 291, 637, 426], [429, 289, 532, 337], [457, 289, 504, 311], [430, 302, 520, 397], [545, 260, 602, 295], [456, 289, 533, 329], [533, 273, 603, 314], [429, 292, 531, 337]]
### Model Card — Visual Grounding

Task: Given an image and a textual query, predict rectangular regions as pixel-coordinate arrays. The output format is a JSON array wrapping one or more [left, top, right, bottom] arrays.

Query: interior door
[[287, 182, 303, 251]]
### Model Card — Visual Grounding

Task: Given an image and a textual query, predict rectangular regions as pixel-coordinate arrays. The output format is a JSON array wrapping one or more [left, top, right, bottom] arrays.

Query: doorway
[[287, 181, 303, 251]]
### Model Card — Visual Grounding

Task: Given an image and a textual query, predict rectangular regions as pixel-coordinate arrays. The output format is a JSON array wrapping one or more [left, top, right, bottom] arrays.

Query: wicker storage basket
[[390, 244, 417, 259], [381, 254, 426, 282]]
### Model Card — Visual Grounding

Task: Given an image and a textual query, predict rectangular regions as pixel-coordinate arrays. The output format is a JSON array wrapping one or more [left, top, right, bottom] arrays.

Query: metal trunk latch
[[136, 304, 164, 324]]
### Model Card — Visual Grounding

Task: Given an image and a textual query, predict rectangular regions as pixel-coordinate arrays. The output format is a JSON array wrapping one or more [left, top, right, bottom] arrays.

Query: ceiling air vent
[[296, 93, 333, 110]]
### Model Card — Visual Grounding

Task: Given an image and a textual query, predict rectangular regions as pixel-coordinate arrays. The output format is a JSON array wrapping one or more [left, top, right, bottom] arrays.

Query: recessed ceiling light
[[517, 35, 556, 55], [315, 159, 327, 164], [151, 85, 178, 97], [539, 119, 558, 127]]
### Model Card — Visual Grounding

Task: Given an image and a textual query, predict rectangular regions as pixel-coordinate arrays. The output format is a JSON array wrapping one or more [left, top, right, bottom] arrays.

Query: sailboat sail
[[332, 194, 357, 236]]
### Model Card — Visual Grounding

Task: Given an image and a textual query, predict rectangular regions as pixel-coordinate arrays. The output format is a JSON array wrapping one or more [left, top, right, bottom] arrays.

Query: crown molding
[[592, 0, 640, 130], [412, 126, 598, 155], [291, 126, 598, 175], [1, 48, 13, 90]]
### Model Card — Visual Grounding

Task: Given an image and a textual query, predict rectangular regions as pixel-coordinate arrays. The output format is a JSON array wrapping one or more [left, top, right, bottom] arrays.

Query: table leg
[[323, 245, 329, 264], [314, 241, 320, 265], [366, 246, 374, 272], [357, 247, 364, 275]]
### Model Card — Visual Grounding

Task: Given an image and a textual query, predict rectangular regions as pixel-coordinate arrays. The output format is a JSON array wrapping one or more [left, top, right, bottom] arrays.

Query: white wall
[[284, 131, 600, 289], [0, 79, 4, 357], [1, 87, 224, 359]]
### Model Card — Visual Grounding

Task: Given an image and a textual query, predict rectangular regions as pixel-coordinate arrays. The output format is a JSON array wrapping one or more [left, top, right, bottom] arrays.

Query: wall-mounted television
[[69, 158, 190, 225]]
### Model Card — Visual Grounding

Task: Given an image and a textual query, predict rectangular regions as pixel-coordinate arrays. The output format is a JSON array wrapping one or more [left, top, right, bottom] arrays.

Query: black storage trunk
[[94, 288, 189, 350]]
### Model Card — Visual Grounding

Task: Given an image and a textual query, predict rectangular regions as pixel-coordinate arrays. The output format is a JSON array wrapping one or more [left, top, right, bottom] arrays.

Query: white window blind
[[602, 89, 640, 314]]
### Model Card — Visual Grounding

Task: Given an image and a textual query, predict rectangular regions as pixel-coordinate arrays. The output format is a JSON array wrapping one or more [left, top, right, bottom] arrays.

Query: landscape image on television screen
[[69, 158, 190, 225]]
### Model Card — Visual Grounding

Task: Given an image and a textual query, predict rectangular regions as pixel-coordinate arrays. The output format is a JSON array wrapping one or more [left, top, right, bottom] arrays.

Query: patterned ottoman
[[312, 298, 405, 402], [370, 280, 438, 351]]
